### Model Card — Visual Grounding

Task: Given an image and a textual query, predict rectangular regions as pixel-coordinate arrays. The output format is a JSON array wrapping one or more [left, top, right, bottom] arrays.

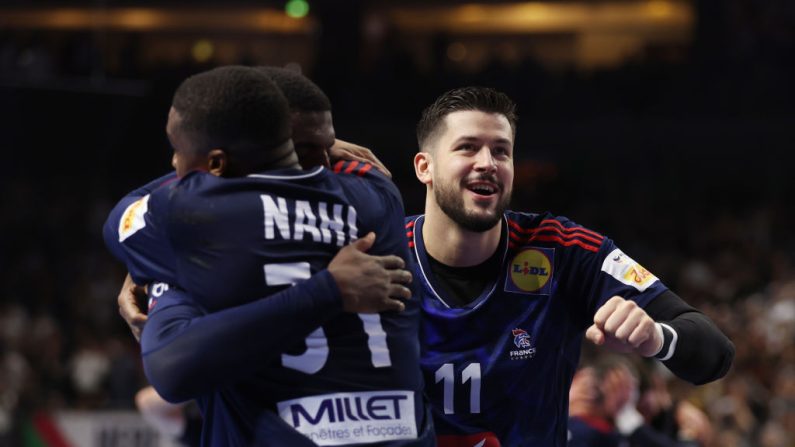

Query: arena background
[[1, 1, 793, 446]]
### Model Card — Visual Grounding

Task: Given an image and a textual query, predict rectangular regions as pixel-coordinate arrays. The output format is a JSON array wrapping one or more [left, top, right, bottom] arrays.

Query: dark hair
[[257, 66, 331, 113], [416, 86, 517, 150], [171, 65, 291, 157]]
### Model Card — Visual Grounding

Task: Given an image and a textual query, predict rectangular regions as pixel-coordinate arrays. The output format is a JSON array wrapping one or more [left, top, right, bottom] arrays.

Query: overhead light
[[285, 0, 309, 19]]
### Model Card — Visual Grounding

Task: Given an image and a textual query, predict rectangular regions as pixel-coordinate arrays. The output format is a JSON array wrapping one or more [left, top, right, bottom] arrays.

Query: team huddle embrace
[[104, 65, 734, 446]]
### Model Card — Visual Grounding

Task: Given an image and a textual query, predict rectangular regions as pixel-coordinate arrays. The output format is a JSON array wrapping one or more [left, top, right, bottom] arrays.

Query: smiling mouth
[[466, 182, 499, 197]]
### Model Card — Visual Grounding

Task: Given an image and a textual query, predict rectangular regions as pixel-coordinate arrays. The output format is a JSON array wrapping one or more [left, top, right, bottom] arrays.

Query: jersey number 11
[[435, 363, 482, 415]]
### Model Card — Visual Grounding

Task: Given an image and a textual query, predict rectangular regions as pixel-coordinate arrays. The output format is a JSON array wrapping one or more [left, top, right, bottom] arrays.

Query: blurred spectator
[[568, 356, 713, 447], [135, 386, 201, 447]]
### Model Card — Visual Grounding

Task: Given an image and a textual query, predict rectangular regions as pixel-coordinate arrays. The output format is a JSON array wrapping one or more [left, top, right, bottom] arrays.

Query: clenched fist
[[586, 296, 663, 357]]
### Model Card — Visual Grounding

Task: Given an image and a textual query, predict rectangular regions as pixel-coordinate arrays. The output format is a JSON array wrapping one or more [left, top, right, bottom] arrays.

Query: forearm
[[645, 291, 735, 384], [141, 270, 342, 402]]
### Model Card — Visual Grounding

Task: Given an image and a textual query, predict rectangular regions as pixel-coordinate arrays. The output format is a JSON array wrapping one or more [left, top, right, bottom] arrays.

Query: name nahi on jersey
[[261, 195, 359, 246]]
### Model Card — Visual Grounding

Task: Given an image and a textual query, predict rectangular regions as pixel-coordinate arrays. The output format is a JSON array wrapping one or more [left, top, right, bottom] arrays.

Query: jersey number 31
[[265, 262, 392, 374]]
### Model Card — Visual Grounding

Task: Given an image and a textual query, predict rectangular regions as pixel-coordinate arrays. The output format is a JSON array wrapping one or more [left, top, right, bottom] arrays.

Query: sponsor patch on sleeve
[[601, 249, 658, 291], [118, 195, 150, 242], [277, 390, 417, 446]]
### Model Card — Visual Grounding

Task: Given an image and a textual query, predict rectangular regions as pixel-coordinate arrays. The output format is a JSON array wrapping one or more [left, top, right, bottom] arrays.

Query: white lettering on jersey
[[264, 262, 312, 286], [347, 206, 359, 243], [601, 249, 659, 291], [295, 200, 322, 242], [262, 195, 291, 240], [262, 195, 358, 246], [149, 282, 170, 297], [118, 195, 150, 242]]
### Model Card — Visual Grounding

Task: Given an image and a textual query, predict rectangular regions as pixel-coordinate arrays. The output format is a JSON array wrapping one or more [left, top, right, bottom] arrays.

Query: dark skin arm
[[118, 273, 148, 342], [118, 232, 412, 342]]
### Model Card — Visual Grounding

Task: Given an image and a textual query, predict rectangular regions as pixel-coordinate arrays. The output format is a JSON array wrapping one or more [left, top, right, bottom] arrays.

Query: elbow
[[690, 337, 736, 386], [709, 338, 736, 383], [142, 352, 194, 404]]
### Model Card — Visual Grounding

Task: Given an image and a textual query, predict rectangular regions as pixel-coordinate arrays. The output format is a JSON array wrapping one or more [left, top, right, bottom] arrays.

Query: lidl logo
[[505, 247, 554, 294]]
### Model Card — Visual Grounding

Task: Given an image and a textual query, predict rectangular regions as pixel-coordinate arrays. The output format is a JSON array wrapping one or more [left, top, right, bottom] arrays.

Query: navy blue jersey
[[104, 164, 432, 446], [406, 211, 668, 447]]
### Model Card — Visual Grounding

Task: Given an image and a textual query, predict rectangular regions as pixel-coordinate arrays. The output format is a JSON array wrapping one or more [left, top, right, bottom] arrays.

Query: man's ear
[[207, 149, 228, 177], [414, 151, 433, 185]]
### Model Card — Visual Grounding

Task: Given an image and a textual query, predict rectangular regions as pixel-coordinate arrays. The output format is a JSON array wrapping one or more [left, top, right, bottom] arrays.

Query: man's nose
[[473, 147, 497, 171]]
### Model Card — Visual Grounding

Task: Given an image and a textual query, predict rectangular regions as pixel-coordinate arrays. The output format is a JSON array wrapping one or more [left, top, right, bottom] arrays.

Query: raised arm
[[643, 291, 734, 384], [578, 235, 734, 385], [586, 292, 734, 385]]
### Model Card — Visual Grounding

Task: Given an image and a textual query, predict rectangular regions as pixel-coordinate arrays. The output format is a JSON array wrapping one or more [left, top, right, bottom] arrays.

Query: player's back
[[162, 164, 430, 446]]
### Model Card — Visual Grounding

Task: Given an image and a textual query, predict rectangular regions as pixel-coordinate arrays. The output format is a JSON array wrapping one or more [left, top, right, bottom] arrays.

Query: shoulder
[[505, 210, 605, 253], [170, 170, 220, 192], [331, 161, 392, 188], [330, 160, 378, 177], [331, 160, 401, 202], [405, 214, 422, 225]]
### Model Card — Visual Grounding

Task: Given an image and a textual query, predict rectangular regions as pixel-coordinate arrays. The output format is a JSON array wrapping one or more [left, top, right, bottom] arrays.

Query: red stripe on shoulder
[[408, 240, 415, 248], [356, 163, 373, 176], [406, 221, 415, 229], [507, 219, 532, 234], [333, 160, 345, 173], [538, 219, 603, 240], [509, 228, 601, 252], [344, 160, 360, 174], [508, 219, 604, 242], [531, 235, 599, 252], [535, 225, 603, 245]]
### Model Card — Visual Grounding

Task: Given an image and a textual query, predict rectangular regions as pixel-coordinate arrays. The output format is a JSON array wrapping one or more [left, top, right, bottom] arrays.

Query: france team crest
[[512, 329, 531, 348], [505, 247, 554, 295], [509, 328, 536, 360]]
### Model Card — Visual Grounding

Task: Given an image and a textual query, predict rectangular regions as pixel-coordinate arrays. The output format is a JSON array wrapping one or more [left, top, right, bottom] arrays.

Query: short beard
[[434, 180, 510, 233]]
